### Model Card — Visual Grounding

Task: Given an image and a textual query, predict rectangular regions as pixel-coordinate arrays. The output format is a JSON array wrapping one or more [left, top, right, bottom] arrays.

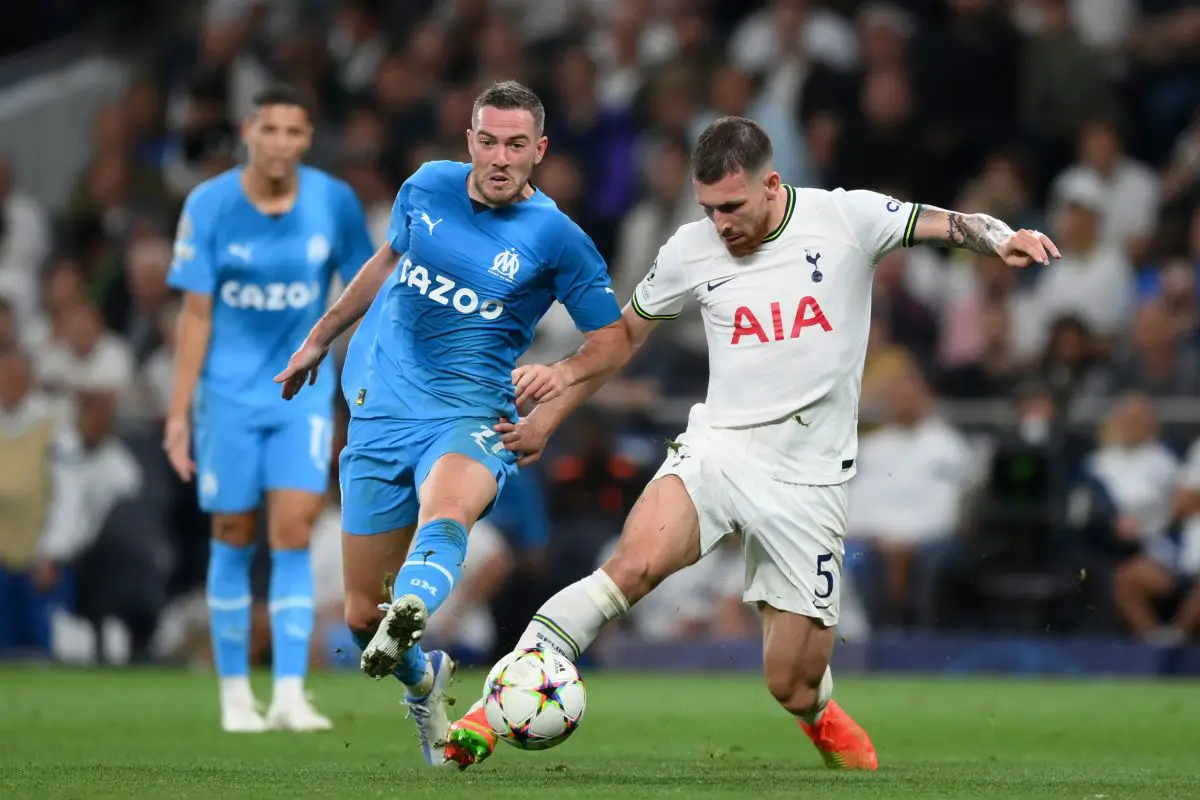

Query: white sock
[[515, 569, 630, 661], [272, 676, 305, 707], [219, 676, 256, 710], [799, 666, 834, 726]]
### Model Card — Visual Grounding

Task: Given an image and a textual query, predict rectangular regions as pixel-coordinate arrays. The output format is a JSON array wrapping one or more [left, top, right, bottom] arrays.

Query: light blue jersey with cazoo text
[[344, 160, 621, 423], [169, 166, 375, 422]]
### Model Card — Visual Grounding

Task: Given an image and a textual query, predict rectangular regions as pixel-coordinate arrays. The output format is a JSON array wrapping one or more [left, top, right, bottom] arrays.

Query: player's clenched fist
[[274, 339, 329, 400], [997, 228, 1061, 269], [512, 363, 570, 408]]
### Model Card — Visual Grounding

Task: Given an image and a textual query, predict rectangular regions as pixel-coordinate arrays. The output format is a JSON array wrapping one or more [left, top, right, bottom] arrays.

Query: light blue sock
[[269, 548, 315, 681], [392, 518, 468, 692], [394, 518, 468, 616], [206, 540, 255, 678]]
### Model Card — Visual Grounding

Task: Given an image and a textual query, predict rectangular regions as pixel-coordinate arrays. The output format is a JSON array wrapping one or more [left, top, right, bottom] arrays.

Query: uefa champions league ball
[[482, 648, 587, 750]]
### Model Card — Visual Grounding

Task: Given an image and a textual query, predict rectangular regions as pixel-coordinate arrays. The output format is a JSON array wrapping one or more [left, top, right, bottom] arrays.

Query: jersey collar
[[761, 185, 796, 244]]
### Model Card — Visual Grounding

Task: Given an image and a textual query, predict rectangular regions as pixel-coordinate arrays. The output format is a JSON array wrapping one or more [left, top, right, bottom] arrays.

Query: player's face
[[695, 169, 782, 257], [243, 104, 312, 181], [467, 106, 547, 206]]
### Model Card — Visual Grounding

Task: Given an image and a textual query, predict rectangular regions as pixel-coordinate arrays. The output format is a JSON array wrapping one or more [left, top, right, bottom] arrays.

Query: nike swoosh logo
[[707, 276, 736, 292]]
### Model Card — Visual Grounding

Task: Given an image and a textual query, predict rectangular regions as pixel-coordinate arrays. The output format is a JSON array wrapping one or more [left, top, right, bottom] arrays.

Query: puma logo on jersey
[[219, 280, 321, 310], [419, 211, 442, 234], [730, 297, 832, 345], [397, 256, 505, 320]]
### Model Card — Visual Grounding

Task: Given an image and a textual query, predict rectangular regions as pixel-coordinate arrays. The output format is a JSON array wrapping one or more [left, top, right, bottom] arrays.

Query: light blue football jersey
[[346, 161, 621, 422], [169, 166, 375, 421]]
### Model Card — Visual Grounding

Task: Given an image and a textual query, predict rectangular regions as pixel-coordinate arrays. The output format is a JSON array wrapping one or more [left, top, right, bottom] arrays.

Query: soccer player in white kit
[[444, 116, 1062, 770]]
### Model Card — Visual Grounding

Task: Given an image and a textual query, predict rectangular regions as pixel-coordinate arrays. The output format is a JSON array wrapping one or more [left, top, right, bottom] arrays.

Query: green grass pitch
[[1, 666, 1198, 799]]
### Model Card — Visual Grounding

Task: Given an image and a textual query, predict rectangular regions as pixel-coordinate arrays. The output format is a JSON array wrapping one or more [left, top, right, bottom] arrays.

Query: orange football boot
[[797, 699, 878, 770], [442, 705, 497, 770]]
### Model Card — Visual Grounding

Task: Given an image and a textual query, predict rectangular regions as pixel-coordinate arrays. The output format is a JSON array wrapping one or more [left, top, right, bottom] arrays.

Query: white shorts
[[652, 421, 849, 627]]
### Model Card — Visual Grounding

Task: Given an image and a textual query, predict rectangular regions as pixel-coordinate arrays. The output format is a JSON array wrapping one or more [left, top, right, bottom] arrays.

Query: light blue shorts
[[339, 415, 519, 535], [193, 408, 333, 513]]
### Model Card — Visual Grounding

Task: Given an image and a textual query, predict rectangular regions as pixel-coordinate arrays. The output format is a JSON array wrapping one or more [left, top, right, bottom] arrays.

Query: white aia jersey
[[632, 186, 921, 485]]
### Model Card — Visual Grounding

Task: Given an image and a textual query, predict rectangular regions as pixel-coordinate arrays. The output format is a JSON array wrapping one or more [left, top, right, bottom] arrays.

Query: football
[[482, 648, 587, 750]]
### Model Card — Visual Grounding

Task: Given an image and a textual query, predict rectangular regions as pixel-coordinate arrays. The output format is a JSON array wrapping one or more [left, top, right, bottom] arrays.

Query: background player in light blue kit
[[165, 86, 375, 733], [275, 81, 627, 764]]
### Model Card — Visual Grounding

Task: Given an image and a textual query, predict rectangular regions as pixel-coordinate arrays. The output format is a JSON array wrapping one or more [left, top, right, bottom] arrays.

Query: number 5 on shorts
[[815, 553, 834, 599]]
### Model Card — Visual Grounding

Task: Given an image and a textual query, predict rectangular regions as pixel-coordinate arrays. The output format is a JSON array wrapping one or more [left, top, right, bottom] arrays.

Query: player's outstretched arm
[[512, 304, 650, 407], [275, 243, 400, 399], [911, 206, 1061, 268], [164, 292, 213, 481], [504, 306, 656, 465]]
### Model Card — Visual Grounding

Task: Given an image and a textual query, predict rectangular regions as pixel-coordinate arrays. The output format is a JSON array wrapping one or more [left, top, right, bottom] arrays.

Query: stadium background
[[2, 0, 1200, 681]]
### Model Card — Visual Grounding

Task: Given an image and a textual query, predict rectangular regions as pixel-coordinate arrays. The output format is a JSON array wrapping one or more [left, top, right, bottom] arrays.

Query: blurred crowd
[[2, 0, 1200, 666]]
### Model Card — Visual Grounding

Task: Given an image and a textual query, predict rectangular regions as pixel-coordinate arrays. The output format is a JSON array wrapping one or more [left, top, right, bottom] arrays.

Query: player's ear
[[763, 170, 782, 192], [240, 114, 255, 145], [533, 135, 548, 166]]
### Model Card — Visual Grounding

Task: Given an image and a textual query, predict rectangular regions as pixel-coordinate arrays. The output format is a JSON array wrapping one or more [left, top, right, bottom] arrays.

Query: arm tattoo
[[915, 207, 1013, 255]]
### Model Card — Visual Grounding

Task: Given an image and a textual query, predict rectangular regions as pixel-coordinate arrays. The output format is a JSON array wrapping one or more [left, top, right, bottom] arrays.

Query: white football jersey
[[632, 186, 921, 485]]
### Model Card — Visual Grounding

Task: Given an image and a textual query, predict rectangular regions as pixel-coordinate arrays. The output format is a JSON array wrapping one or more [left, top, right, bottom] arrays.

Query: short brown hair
[[472, 80, 545, 134], [691, 116, 773, 184]]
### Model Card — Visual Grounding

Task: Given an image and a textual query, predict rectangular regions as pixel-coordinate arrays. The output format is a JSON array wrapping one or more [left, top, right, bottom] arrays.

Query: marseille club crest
[[490, 248, 521, 282]]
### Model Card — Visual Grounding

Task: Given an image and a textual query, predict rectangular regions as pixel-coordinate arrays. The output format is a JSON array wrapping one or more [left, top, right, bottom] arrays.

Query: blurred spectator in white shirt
[[1090, 393, 1182, 641], [849, 360, 976, 623], [1035, 169, 1134, 349], [37, 302, 136, 396], [0, 156, 52, 324], [0, 156, 51, 274], [1053, 120, 1161, 264]]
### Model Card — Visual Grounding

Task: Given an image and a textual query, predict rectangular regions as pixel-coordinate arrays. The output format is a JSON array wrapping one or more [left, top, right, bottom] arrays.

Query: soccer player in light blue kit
[[165, 86, 375, 733], [275, 81, 626, 764]]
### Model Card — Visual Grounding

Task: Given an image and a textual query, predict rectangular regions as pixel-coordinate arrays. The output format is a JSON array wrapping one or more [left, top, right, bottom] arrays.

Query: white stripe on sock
[[268, 596, 315, 614], [400, 559, 456, 592], [207, 594, 252, 611]]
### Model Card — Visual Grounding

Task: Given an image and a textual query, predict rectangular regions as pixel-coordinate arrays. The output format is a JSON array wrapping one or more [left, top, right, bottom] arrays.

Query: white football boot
[[219, 679, 268, 733], [265, 694, 334, 732], [405, 650, 457, 766]]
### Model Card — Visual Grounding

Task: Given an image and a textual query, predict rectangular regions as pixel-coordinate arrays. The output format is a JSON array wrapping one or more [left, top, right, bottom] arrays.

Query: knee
[[344, 592, 385, 637], [269, 507, 322, 550], [212, 514, 256, 548], [764, 654, 827, 717]]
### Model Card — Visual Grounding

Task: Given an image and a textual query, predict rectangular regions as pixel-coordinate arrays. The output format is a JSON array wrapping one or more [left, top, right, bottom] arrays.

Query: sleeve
[[631, 233, 688, 320], [334, 182, 377, 284], [384, 180, 414, 255], [166, 189, 218, 294], [552, 222, 622, 332], [833, 188, 922, 263]]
